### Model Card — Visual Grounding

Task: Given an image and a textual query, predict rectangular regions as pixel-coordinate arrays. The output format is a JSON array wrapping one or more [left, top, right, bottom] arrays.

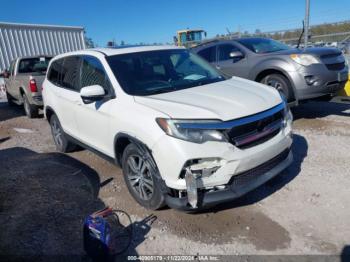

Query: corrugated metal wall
[[0, 22, 86, 71]]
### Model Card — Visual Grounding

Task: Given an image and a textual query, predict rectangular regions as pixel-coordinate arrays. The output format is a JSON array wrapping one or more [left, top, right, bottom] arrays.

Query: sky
[[1, 0, 350, 46]]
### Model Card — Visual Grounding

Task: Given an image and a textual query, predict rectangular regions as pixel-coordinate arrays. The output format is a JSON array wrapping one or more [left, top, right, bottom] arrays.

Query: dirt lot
[[0, 96, 350, 261]]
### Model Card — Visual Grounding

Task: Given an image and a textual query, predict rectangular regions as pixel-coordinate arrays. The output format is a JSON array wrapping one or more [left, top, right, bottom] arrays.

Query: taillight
[[29, 79, 38, 92]]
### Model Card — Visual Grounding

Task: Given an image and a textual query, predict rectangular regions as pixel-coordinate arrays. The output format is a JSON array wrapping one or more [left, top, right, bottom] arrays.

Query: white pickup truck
[[4, 56, 52, 118]]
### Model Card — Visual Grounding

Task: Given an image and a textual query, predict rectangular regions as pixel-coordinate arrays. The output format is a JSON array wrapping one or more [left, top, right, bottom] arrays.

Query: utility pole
[[304, 0, 310, 48]]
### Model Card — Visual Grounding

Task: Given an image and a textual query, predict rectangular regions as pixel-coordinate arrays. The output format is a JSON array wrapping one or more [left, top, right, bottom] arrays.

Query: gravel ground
[[0, 96, 350, 261]]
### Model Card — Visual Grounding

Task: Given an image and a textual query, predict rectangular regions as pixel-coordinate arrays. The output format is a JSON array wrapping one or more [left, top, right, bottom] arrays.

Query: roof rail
[[191, 37, 239, 48], [191, 39, 220, 48]]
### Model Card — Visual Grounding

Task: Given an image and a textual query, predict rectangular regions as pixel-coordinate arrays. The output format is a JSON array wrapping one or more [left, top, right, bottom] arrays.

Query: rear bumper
[[30, 95, 43, 106], [165, 149, 293, 211]]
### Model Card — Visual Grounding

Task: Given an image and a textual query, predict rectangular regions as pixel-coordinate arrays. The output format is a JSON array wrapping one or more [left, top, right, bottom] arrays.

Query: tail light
[[29, 79, 38, 92]]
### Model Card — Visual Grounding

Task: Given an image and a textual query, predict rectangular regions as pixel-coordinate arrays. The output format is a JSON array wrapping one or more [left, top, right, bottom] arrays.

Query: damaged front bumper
[[165, 148, 293, 211]]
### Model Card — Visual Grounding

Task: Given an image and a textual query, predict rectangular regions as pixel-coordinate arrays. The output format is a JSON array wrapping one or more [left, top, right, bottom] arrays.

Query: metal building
[[0, 22, 86, 71]]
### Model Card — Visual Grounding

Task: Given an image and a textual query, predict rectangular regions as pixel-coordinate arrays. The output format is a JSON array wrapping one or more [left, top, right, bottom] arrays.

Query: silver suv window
[[197, 46, 216, 63], [218, 44, 242, 62]]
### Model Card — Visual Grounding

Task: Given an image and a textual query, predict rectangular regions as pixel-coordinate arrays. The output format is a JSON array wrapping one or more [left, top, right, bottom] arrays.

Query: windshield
[[106, 49, 225, 96], [189, 32, 203, 41], [237, 38, 290, 54], [18, 57, 52, 73]]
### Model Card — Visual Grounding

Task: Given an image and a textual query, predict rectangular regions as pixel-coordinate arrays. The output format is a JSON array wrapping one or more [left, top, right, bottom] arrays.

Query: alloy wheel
[[266, 79, 283, 92], [51, 119, 63, 149], [126, 154, 154, 200]]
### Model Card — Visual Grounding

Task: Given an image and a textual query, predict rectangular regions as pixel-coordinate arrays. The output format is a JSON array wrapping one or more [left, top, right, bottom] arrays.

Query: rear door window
[[48, 59, 64, 86], [80, 56, 111, 93], [61, 56, 81, 91], [197, 46, 216, 63]]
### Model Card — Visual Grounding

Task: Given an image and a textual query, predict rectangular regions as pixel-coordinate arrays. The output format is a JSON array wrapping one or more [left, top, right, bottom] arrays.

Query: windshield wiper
[[195, 77, 223, 86], [142, 86, 178, 96]]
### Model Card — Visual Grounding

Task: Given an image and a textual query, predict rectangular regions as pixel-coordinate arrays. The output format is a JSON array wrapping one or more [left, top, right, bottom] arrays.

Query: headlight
[[290, 54, 320, 66], [156, 118, 227, 143], [282, 102, 293, 130]]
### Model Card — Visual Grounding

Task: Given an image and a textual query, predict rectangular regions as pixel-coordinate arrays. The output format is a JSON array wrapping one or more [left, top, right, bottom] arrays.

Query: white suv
[[43, 46, 293, 211]]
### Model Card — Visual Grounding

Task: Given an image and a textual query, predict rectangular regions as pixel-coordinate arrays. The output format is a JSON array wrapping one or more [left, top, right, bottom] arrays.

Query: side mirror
[[229, 51, 244, 60], [80, 85, 105, 104]]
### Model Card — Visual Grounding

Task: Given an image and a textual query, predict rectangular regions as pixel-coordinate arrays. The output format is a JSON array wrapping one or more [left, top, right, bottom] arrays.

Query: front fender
[[249, 58, 298, 100]]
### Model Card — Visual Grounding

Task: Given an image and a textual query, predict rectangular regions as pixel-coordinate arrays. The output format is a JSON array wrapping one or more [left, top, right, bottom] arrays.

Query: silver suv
[[192, 38, 349, 105]]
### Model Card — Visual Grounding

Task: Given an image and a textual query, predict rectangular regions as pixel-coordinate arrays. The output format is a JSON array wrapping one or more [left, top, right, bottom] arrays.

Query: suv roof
[[53, 45, 185, 59], [192, 37, 270, 49]]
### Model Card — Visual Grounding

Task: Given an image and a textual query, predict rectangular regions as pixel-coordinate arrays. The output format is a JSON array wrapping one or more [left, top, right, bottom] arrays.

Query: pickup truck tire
[[23, 94, 39, 118], [6, 91, 16, 107], [261, 74, 292, 102], [50, 114, 76, 153], [122, 143, 166, 210]]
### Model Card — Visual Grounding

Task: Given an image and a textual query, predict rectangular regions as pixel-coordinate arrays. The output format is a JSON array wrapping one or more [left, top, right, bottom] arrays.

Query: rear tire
[[122, 143, 165, 210], [261, 74, 292, 102], [23, 94, 39, 118], [50, 114, 76, 152]]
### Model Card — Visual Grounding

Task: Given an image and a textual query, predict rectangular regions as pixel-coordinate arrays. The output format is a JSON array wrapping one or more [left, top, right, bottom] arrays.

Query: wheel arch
[[19, 86, 27, 102], [114, 132, 169, 194], [114, 133, 151, 167], [254, 68, 297, 102], [45, 106, 56, 122]]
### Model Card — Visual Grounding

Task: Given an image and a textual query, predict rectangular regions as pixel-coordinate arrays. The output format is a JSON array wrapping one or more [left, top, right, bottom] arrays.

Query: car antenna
[[296, 20, 305, 49]]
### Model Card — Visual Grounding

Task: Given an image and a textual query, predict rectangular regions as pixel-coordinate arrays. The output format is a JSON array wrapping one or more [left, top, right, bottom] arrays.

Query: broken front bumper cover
[[165, 149, 293, 211]]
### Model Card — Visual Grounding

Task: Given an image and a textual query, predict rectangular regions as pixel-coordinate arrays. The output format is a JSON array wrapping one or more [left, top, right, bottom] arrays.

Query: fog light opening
[[305, 75, 318, 85], [180, 158, 222, 179], [185, 168, 199, 208]]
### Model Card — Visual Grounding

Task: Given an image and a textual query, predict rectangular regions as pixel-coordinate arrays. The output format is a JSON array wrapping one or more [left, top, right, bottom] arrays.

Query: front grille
[[320, 52, 345, 71], [320, 52, 342, 59], [326, 62, 345, 71], [226, 109, 284, 149], [230, 149, 290, 189]]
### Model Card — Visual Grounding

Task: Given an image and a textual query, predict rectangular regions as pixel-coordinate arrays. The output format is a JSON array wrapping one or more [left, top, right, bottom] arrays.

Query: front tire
[[23, 94, 39, 118], [50, 114, 76, 152], [261, 74, 292, 102], [122, 143, 165, 210]]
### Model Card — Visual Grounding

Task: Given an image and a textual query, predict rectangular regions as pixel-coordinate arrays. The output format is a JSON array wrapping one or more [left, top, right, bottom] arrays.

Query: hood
[[134, 77, 282, 121]]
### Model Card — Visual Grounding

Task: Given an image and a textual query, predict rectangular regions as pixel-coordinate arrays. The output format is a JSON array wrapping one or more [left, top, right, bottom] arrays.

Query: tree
[[120, 40, 125, 46], [85, 36, 96, 48]]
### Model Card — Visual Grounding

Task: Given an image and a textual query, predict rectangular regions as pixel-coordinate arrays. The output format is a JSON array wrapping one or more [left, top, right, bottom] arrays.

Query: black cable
[[111, 209, 133, 255]]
